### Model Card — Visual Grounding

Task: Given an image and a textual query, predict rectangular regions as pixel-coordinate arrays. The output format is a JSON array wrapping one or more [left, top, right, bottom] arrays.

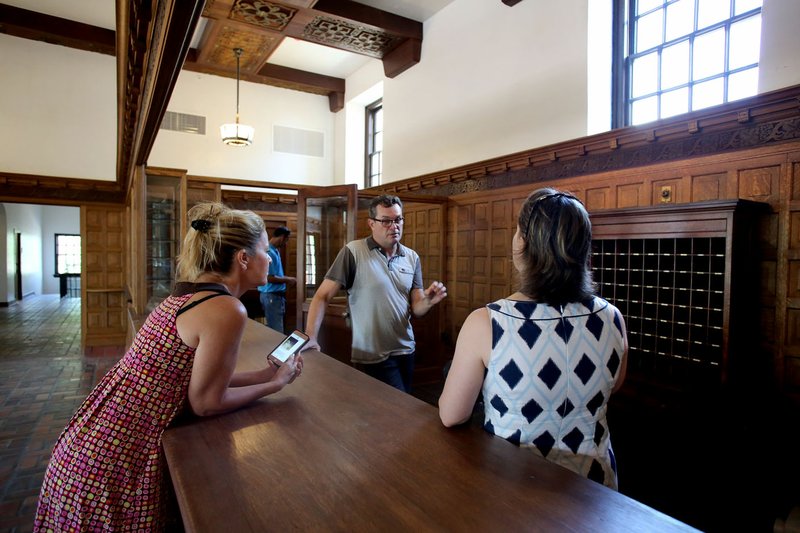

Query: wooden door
[[297, 184, 357, 364], [82, 205, 127, 347]]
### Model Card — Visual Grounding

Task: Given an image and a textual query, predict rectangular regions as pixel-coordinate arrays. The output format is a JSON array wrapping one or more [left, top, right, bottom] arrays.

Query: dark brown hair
[[368, 194, 403, 218], [516, 188, 594, 305]]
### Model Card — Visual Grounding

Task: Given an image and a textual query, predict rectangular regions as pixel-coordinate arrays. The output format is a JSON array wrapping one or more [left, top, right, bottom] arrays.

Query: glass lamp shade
[[220, 123, 255, 146]]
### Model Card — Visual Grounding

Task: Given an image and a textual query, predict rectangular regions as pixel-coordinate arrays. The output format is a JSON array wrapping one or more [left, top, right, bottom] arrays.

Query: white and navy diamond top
[[482, 296, 625, 490]]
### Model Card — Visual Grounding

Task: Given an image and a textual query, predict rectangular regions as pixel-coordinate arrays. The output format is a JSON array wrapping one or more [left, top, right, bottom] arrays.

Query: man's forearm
[[304, 297, 327, 340]]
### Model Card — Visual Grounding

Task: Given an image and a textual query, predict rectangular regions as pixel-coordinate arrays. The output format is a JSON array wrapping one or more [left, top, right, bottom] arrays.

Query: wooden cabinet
[[590, 199, 768, 396], [145, 174, 183, 309]]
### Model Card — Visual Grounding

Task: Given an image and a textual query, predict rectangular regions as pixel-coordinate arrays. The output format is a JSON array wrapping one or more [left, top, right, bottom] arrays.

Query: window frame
[[613, 0, 762, 128], [364, 98, 383, 188], [54, 233, 81, 276]]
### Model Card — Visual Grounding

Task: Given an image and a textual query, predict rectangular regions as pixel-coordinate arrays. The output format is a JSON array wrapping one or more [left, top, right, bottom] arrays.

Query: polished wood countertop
[[162, 320, 696, 532]]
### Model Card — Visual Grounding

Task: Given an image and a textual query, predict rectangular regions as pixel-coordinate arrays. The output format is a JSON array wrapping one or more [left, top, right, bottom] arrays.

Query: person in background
[[258, 225, 296, 333], [34, 202, 303, 531], [304, 194, 447, 393], [438, 188, 628, 490]]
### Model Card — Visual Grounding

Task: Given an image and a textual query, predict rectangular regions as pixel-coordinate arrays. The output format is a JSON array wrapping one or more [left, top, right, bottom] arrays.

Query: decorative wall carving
[[378, 87, 800, 201]]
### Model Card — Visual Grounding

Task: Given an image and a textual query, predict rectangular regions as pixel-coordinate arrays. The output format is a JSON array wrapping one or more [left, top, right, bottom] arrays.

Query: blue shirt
[[258, 243, 286, 294]]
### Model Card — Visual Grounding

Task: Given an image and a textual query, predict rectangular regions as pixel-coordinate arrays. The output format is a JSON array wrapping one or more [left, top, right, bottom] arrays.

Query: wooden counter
[[162, 320, 696, 532]]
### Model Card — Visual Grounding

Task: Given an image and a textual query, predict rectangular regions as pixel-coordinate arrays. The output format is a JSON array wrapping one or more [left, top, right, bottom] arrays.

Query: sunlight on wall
[[587, 0, 613, 135]]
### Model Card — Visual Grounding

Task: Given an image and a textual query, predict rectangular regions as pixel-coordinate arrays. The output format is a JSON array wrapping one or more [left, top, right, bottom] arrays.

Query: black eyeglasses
[[370, 217, 405, 228]]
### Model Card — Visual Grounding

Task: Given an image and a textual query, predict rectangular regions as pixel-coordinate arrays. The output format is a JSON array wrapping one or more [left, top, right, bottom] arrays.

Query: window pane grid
[[55, 234, 81, 275], [365, 99, 383, 188], [625, 0, 761, 125]]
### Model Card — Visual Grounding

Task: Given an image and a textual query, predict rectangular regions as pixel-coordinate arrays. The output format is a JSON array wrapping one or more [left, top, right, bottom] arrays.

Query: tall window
[[365, 99, 383, 188], [621, 0, 762, 126], [55, 234, 81, 274], [305, 233, 317, 286]]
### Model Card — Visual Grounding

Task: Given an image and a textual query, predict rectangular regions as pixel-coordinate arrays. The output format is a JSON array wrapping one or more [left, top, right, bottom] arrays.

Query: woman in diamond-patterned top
[[440, 188, 628, 490], [34, 203, 304, 531]]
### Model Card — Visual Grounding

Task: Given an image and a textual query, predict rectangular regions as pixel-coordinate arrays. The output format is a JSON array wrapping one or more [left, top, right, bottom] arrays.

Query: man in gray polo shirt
[[304, 194, 447, 392]]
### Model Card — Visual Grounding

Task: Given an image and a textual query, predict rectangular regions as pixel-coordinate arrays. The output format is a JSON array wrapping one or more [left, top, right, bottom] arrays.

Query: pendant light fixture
[[220, 47, 254, 146]]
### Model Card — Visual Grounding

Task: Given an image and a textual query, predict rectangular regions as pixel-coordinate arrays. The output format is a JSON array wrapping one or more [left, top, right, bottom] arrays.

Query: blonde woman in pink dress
[[34, 202, 303, 531]]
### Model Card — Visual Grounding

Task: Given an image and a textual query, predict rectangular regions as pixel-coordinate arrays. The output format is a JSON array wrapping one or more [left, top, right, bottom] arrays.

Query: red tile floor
[[0, 295, 123, 533]]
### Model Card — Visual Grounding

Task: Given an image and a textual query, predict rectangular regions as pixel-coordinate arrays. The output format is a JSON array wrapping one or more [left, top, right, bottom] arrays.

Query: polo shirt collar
[[366, 236, 405, 257]]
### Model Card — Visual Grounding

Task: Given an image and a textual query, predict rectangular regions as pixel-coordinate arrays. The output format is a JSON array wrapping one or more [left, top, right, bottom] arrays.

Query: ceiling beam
[[0, 3, 115, 55], [117, 0, 205, 194], [183, 53, 346, 112]]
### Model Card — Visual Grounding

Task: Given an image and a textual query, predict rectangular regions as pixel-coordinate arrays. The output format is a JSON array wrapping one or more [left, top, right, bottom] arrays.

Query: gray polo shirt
[[324, 236, 423, 364]]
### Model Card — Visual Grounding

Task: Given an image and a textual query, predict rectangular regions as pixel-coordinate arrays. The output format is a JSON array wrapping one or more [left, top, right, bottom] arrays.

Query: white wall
[[147, 70, 337, 186], [40, 206, 80, 294], [1, 0, 799, 190], [759, 0, 800, 93], [0, 35, 116, 181], [378, 0, 590, 183], [1, 204, 44, 301]]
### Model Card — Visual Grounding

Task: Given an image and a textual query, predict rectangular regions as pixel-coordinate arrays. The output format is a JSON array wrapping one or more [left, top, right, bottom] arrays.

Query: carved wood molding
[[117, 0, 205, 200], [377, 85, 800, 197], [0, 172, 125, 205]]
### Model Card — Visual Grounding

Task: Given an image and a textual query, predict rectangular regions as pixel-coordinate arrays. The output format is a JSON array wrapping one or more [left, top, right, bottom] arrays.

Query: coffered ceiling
[[0, 0, 455, 112]]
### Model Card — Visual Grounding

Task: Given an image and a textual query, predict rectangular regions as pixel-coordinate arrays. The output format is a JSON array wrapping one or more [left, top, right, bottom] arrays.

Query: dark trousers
[[356, 353, 415, 393]]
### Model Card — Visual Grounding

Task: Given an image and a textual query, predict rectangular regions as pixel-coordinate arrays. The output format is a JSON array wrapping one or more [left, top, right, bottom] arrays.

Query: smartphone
[[267, 330, 309, 366]]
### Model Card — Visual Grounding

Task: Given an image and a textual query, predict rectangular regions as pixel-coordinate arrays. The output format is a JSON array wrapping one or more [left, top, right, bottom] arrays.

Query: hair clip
[[191, 219, 212, 233]]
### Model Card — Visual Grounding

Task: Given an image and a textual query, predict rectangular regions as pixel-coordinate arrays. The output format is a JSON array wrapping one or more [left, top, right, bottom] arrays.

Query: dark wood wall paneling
[[371, 84, 800, 404]]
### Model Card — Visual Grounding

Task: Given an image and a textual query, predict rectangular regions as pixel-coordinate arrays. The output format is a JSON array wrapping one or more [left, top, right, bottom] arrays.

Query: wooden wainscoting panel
[[760, 260, 777, 306], [652, 178, 682, 205], [491, 227, 508, 256], [457, 204, 472, 226], [457, 257, 472, 279], [82, 205, 127, 347], [785, 308, 800, 351], [472, 283, 489, 308], [456, 229, 473, 255], [617, 182, 644, 208], [586, 187, 611, 210], [491, 198, 511, 227], [791, 160, 800, 201], [455, 281, 471, 307], [473, 256, 488, 279], [691, 172, 725, 202], [787, 261, 800, 301], [759, 211, 780, 257], [414, 209, 428, 227], [426, 255, 442, 279], [789, 212, 800, 251], [512, 196, 527, 222], [474, 202, 489, 229], [491, 257, 509, 280], [739, 165, 780, 203], [474, 229, 489, 256]]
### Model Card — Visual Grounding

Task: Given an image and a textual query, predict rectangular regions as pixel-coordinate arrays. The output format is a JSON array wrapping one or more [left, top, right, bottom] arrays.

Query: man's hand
[[424, 281, 448, 305]]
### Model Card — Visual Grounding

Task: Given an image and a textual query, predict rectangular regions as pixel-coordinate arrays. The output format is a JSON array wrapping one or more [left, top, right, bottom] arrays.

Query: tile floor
[[0, 295, 123, 533]]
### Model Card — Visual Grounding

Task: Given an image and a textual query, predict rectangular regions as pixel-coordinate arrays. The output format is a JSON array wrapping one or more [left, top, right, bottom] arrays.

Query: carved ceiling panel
[[230, 0, 297, 31], [303, 16, 399, 58], [211, 25, 278, 69]]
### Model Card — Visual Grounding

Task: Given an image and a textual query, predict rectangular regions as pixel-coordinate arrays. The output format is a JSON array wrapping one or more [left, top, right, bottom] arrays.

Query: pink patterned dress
[[34, 287, 227, 531]]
